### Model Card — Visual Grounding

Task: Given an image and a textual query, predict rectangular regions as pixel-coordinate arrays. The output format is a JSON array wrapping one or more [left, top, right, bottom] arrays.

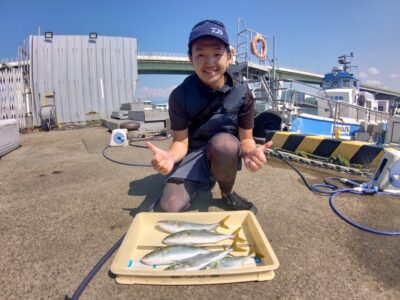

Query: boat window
[[365, 93, 374, 101], [353, 81, 358, 87], [343, 79, 350, 87], [333, 96, 344, 101], [332, 80, 338, 87], [322, 80, 330, 88]]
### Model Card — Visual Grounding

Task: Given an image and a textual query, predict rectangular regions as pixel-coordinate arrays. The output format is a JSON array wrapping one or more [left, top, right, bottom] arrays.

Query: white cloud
[[359, 72, 368, 79], [389, 74, 397, 78], [136, 85, 177, 99], [367, 67, 380, 75], [365, 79, 381, 86]]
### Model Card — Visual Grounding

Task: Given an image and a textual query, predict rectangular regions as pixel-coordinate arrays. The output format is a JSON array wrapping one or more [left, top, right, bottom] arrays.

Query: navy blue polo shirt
[[168, 72, 254, 135]]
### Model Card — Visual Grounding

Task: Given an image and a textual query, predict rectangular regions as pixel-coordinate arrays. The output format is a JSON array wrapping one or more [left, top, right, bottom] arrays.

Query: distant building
[[154, 103, 169, 110]]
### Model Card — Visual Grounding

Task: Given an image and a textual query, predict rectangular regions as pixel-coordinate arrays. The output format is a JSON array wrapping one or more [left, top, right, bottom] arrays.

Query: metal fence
[[0, 66, 26, 128]]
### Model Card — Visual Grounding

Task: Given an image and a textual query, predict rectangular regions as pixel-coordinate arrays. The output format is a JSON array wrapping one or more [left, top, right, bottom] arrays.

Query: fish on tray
[[140, 245, 210, 266], [162, 227, 245, 246], [165, 238, 246, 271], [157, 216, 230, 233], [206, 248, 263, 270]]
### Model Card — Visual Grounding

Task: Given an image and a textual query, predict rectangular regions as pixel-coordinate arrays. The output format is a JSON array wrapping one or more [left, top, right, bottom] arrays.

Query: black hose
[[102, 145, 152, 167], [66, 134, 170, 299], [102, 133, 171, 167], [66, 234, 125, 300], [272, 149, 320, 193]]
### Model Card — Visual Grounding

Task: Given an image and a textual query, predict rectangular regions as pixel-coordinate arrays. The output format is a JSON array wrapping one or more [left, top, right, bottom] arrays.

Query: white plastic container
[[0, 119, 20, 158]]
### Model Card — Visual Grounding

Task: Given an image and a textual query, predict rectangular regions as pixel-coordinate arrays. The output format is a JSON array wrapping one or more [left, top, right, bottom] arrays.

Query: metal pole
[[333, 102, 338, 138], [272, 36, 276, 103], [236, 18, 240, 62]]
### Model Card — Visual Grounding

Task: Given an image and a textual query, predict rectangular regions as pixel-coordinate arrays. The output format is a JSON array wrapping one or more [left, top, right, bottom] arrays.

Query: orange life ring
[[229, 45, 236, 64], [251, 34, 267, 58]]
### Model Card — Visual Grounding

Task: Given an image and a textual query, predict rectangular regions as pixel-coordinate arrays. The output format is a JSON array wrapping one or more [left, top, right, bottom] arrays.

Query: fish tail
[[219, 215, 230, 229], [248, 246, 264, 258], [232, 227, 246, 243], [231, 234, 247, 252], [248, 245, 256, 256]]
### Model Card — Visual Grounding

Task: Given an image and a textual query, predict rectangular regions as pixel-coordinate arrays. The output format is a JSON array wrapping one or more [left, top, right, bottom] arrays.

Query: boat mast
[[337, 52, 354, 72]]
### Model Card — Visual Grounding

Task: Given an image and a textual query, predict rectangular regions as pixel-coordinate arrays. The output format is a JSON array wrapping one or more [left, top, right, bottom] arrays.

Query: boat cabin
[[321, 66, 360, 90]]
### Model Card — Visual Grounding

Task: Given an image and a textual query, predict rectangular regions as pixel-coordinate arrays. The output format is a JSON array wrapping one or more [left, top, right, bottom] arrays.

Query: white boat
[[289, 54, 389, 140], [227, 19, 394, 141], [252, 53, 390, 141]]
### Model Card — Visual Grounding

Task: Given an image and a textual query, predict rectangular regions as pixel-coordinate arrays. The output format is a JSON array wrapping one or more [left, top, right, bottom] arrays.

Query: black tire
[[254, 111, 282, 138], [357, 94, 366, 107]]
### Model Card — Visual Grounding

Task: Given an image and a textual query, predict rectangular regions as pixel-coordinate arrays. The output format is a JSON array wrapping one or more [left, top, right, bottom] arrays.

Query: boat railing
[[236, 18, 268, 66], [276, 85, 389, 124]]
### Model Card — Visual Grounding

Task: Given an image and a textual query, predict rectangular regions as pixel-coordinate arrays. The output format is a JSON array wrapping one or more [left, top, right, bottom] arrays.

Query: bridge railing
[[138, 52, 188, 58]]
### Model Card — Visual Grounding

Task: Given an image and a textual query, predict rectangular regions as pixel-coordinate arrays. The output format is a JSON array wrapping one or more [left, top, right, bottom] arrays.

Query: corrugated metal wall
[[29, 35, 138, 126]]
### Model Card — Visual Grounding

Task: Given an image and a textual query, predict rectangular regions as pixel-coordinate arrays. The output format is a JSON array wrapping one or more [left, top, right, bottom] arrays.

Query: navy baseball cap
[[188, 20, 229, 49]]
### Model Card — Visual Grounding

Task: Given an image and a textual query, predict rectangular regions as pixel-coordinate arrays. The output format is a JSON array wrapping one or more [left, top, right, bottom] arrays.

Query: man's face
[[189, 37, 232, 90]]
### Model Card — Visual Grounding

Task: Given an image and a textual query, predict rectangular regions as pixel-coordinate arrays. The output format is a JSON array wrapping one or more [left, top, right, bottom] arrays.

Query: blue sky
[[1, 0, 399, 103]]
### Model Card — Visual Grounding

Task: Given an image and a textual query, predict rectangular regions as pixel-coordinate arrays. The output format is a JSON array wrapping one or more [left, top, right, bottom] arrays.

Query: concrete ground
[[0, 126, 399, 300]]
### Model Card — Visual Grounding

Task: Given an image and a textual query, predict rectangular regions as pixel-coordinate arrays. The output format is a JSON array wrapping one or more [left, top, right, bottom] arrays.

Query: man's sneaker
[[223, 191, 258, 214]]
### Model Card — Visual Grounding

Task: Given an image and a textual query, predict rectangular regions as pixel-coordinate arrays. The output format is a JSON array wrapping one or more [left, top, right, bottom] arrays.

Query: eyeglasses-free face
[[189, 37, 232, 90]]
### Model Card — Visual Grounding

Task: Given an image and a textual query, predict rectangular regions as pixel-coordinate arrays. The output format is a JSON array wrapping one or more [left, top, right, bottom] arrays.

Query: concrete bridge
[[137, 53, 400, 100], [3, 53, 400, 100]]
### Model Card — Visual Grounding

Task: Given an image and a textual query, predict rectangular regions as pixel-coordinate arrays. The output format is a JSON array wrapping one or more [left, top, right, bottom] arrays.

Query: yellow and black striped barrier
[[265, 131, 384, 167]]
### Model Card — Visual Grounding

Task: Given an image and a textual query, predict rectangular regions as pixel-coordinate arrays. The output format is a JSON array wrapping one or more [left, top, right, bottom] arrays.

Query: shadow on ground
[[125, 174, 233, 217]]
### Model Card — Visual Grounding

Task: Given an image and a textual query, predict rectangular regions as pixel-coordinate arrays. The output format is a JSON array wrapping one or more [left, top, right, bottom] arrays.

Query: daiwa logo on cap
[[211, 27, 223, 35]]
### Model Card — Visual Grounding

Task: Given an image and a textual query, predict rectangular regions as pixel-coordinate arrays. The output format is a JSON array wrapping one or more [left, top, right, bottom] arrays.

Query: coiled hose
[[273, 148, 400, 236]]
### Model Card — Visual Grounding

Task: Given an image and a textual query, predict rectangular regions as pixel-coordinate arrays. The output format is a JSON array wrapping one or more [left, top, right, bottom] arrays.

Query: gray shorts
[[166, 133, 241, 193]]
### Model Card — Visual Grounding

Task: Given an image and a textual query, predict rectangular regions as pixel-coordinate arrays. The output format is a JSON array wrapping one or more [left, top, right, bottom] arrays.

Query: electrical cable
[[66, 133, 170, 299], [67, 142, 398, 299], [66, 235, 126, 300], [272, 148, 400, 236], [102, 133, 171, 167], [102, 145, 152, 167]]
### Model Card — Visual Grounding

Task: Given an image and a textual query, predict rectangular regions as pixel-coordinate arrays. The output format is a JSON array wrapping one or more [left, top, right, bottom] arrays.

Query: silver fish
[[157, 216, 230, 233], [206, 255, 258, 270], [140, 245, 210, 266], [162, 228, 244, 246], [165, 248, 234, 271]]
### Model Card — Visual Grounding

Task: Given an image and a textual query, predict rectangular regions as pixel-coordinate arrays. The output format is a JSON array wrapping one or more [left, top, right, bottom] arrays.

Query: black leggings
[[159, 133, 240, 212]]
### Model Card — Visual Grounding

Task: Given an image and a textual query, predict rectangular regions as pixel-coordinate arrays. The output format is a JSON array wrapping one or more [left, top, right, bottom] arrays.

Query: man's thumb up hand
[[147, 142, 174, 175]]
